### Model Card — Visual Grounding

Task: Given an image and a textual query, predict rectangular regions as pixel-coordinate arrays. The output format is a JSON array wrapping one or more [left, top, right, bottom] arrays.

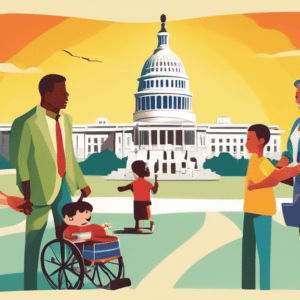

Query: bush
[[79, 150, 128, 175], [203, 153, 279, 176], [0, 154, 11, 169]]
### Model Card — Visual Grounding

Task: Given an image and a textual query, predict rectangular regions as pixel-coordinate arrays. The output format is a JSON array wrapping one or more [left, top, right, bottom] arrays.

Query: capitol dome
[[133, 15, 196, 124]]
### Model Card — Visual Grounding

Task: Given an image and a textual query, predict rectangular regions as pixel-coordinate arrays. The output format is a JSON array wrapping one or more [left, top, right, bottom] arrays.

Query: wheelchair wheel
[[86, 256, 124, 289], [41, 239, 85, 290]]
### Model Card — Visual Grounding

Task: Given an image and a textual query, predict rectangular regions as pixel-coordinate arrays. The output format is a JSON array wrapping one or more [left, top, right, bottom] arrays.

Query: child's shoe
[[135, 228, 143, 234], [150, 221, 155, 233]]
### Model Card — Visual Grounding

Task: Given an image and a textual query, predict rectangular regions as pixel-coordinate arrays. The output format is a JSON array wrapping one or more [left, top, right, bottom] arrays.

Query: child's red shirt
[[64, 224, 107, 242], [132, 177, 154, 202]]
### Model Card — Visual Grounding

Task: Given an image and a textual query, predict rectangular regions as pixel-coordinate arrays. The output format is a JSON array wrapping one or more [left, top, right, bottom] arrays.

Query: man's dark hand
[[17, 200, 33, 215], [81, 186, 91, 197]]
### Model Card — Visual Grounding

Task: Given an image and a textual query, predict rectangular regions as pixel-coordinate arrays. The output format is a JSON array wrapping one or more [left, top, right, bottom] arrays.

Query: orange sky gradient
[[1, 13, 300, 150]]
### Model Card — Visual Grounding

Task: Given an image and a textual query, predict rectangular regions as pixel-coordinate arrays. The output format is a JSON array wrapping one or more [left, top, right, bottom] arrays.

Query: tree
[[0, 154, 11, 169], [79, 150, 127, 175], [203, 153, 248, 176], [203, 153, 279, 176]]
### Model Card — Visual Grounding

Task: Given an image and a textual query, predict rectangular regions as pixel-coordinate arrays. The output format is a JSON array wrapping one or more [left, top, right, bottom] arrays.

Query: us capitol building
[[0, 15, 284, 180]]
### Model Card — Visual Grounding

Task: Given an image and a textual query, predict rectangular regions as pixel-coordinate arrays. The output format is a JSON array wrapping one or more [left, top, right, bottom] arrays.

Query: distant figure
[[9, 74, 91, 290], [244, 124, 300, 290], [117, 160, 158, 234], [0, 191, 33, 213]]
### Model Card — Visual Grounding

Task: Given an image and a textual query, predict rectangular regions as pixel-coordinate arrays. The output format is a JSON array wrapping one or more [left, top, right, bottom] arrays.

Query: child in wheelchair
[[63, 200, 111, 242], [41, 199, 131, 290], [62, 200, 115, 251], [62, 199, 122, 262]]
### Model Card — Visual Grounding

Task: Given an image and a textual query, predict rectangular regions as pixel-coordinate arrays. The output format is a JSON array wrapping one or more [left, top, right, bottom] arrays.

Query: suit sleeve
[[68, 115, 88, 189], [9, 119, 31, 182]]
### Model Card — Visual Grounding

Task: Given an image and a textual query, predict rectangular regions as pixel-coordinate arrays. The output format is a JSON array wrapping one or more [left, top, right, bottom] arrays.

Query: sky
[[1, 5, 300, 149]]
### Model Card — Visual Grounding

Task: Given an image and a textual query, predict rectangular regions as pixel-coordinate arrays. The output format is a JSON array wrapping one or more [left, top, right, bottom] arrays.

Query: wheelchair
[[41, 235, 131, 290]]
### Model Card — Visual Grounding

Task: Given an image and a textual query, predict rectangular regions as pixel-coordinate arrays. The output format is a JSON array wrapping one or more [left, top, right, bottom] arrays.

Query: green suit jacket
[[9, 105, 87, 206]]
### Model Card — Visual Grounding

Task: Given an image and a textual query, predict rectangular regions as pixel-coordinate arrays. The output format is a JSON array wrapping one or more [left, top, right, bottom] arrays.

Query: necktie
[[55, 115, 66, 178]]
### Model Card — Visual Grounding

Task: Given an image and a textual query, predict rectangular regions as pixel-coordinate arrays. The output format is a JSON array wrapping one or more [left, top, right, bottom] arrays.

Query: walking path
[[79, 197, 292, 214], [0, 197, 291, 237], [136, 212, 242, 290]]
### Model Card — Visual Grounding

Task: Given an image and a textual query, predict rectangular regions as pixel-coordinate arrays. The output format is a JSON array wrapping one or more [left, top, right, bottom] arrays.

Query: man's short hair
[[131, 160, 146, 177], [62, 201, 93, 218], [248, 124, 270, 146], [39, 74, 66, 97]]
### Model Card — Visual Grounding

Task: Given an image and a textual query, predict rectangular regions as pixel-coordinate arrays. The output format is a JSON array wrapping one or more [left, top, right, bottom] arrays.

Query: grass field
[[175, 212, 300, 290], [0, 211, 205, 291], [0, 175, 293, 199], [1, 210, 299, 292]]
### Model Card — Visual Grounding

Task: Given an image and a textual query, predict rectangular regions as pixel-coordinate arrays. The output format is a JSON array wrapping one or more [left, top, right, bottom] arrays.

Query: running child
[[117, 160, 158, 234]]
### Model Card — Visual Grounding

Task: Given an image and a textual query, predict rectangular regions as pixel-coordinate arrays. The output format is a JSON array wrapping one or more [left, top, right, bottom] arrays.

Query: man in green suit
[[9, 74, 91, 290]]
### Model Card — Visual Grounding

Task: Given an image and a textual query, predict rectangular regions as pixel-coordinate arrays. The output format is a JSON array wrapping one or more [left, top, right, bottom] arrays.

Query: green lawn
[[0, 175, 293, 199], [175, 212, 300, 290], [0, 212, 205, 291]]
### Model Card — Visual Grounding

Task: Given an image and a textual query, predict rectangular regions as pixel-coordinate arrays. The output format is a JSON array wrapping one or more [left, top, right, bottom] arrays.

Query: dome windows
[[169, 96, 172, 108], [141, 79, 187, 91], [163, 96, 168, 109], [157, 96, 162, 109], [151, 96, 155, 109], [135, 95, 191, 112]]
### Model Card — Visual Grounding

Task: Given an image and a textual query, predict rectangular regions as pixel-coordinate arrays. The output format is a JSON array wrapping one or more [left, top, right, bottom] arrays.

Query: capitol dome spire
[[133, 14, 196, 124], [155, 14, 169, 53]]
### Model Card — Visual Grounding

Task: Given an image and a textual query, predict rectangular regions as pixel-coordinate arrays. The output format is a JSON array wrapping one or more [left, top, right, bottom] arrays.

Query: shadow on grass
[[113, 228, 152, 235], [0, 272, 52, 292]]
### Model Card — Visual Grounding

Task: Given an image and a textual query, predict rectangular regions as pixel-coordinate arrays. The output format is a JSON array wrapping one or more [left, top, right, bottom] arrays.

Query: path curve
[[136, 212, 242, 290]]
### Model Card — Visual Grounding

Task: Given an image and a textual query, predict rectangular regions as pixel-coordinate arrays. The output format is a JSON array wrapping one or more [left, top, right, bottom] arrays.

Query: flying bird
[[62, 50, 103, 63]]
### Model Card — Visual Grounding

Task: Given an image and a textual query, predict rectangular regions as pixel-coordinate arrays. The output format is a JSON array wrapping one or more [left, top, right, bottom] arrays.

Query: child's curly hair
[[62, 201, 93, 218]]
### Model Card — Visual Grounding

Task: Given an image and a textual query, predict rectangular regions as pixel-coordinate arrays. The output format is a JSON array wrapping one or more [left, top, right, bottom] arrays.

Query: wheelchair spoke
[[49, 267, 62, 277], [63, 269, 74, 289], [65, 254, 76, 266], [65, 266, 82, 278], [45, 259, 61, 267], [60, 241, 65, 264], [96, 266, 103, 286], [58, 270, 63, 289], [100, 264, 115, 280], [50, 245, 61, 264]]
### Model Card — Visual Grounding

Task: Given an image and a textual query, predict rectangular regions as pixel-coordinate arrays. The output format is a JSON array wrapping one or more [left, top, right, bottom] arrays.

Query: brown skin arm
[[276, 156, 293, 186], [19, 180, 33, 215], [81, 186, 91, 197], [276, 156, 290, 168], [151, 182, 159, 194], [248, 164, 300, 191], [117, 184, 133, 192]]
